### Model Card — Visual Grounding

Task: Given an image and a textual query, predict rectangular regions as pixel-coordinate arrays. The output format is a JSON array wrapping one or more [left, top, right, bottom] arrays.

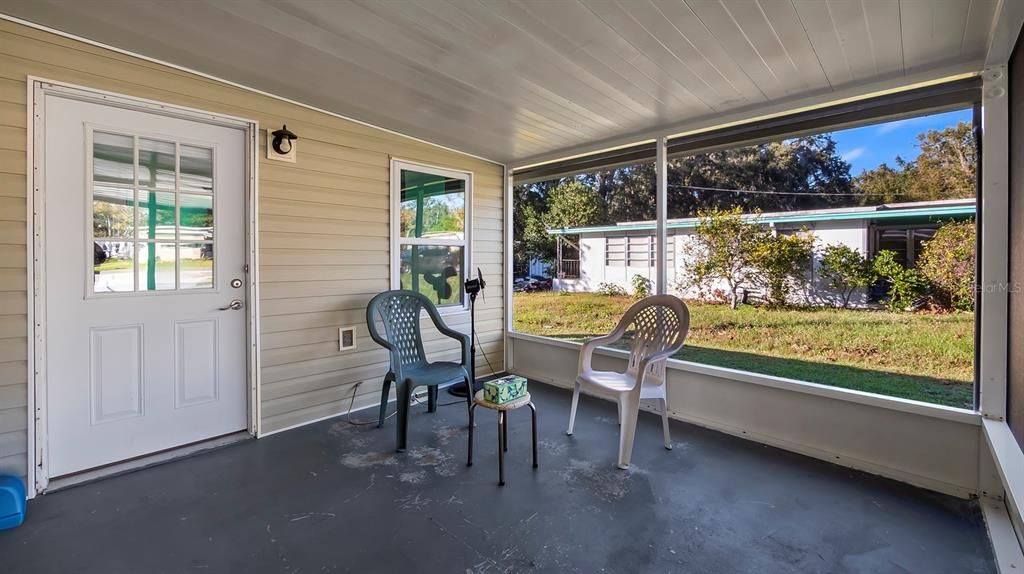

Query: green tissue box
[[483, 376, 527, 404]]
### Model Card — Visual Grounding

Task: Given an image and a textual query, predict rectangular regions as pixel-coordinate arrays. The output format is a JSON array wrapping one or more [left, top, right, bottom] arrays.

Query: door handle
[[219, 299, 243, 311]]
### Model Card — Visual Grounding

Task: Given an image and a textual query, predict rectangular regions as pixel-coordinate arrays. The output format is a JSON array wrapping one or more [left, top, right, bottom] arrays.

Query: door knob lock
[[219, 299, 243, 311], [230, 278, 243, 288]]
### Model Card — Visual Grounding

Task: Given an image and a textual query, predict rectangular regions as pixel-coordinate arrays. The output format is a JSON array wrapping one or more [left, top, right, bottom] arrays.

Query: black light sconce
[[271, 125, 298, 155]]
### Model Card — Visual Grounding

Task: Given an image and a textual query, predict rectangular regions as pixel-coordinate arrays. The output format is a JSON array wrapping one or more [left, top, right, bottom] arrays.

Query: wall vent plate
[[266, 129, 297, 163], [339, 326, 357, 351]]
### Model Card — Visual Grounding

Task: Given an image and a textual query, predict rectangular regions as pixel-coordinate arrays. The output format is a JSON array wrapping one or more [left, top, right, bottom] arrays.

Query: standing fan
[[448, 268, 485, 397]]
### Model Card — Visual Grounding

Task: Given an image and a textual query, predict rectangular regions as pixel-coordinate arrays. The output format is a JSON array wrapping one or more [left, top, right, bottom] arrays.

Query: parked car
[[513, 276, 545, 293], [529, 275, 552, 290]]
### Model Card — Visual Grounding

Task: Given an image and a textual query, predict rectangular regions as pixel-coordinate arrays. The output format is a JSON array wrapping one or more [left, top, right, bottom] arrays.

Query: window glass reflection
[[93, 240, 134, 292], [399, 245, 464, 306], [137, 242, 176, 291], [93, 186, 134, 238], [179, 243, 213, 289], [400, 170, 465, 239], [137, 191, 176, 240], [93, 132, 134, 185], [138, 138, 175, 189], [180, 145, 213, 192], [180, 194, 213, 242]]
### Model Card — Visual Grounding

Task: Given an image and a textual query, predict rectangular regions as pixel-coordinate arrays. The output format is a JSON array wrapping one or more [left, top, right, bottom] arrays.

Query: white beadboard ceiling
[[0, 0, 1002, 165]]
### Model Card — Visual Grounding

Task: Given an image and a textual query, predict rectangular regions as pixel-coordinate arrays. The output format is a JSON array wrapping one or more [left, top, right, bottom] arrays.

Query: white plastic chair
[[567, 295, 690, 469]]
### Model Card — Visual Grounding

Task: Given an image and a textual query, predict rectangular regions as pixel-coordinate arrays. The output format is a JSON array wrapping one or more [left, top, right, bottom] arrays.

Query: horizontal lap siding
[[0, 24, 28, 486], [0, 20, 506, 481]]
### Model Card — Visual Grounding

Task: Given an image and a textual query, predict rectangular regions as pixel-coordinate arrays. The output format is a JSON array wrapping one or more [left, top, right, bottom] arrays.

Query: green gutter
[[546, 204, 976, 235]]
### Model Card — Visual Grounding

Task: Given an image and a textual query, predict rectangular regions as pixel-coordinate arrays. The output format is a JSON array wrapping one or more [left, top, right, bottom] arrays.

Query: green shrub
[[631, 274, 652, 299], [749, 231, 815, 306], [820, 244, 875, 308], [597, 282, 627, 296], [872, 250, 928, 312], [684, 207, 771, 309], [918, 220, 976, 311]]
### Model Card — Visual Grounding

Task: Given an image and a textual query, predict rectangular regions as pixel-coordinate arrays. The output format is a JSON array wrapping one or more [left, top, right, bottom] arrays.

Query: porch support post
[[979, 66, 1009, 420], [655, 135, 668, 295]]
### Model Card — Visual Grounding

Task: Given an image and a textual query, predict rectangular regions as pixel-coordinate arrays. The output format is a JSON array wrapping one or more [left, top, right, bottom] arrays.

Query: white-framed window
[[605, 234, 673, 267], [90, 128, 216, 294], [390, 159, 472, 310]]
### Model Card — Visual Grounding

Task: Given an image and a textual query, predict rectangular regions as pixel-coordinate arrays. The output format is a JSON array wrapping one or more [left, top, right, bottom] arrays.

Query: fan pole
[[449, 269, 485, 397]]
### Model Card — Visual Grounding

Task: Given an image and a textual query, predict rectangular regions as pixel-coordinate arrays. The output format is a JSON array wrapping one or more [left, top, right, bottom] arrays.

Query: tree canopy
[[853, 121, 976, 203]]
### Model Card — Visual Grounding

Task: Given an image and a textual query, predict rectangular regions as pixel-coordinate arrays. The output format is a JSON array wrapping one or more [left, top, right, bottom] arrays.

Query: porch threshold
[[43, 431, 252, 494]]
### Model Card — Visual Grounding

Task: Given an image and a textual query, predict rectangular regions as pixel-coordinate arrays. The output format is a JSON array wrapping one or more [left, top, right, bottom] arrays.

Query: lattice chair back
[[622, 295, 690, 384], [369, 290, 429, 368]]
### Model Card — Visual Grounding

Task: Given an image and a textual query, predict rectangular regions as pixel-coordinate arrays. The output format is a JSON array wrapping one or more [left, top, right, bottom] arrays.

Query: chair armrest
[[424, 304, 472, 368], [578, 331, 625, 376]]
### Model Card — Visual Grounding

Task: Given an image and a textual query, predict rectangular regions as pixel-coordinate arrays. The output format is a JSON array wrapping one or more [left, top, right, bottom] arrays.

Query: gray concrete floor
[[0, 382, 995, 573]]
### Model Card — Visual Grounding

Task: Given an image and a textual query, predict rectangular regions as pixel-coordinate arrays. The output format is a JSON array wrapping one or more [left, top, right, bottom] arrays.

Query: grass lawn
[[513, 292, 975, 409], [95, 258, 213, 271]]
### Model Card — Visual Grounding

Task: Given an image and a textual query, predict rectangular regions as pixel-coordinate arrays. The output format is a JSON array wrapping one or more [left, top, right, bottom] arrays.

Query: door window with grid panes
[[91, 131, 215, 293]]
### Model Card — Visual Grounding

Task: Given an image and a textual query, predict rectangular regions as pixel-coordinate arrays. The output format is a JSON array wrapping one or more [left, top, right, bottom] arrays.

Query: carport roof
[[546, 199, 977, 236]]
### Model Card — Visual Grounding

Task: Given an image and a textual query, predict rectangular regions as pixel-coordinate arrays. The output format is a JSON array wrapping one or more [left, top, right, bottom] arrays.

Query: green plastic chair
[[366, 290, 472, 451]]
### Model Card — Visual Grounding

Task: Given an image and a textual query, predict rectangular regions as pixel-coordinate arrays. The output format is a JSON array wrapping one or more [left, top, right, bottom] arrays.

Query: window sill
[[508, 331, 981, 426]]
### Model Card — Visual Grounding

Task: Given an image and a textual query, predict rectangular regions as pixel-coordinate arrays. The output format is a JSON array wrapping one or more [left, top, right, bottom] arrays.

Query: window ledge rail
[[508, 331, 981, 426]]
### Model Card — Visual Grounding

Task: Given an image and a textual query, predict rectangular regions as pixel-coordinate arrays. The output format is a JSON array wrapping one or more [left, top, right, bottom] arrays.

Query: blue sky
[[831, 108, 973, 175]]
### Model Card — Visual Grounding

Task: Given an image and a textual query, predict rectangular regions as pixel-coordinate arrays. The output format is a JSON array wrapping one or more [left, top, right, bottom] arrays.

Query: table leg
[[502, 411, 509, 453], [529, 402, 538, 469], [467, 403, 476, 467], [498, 411, 506, 486]]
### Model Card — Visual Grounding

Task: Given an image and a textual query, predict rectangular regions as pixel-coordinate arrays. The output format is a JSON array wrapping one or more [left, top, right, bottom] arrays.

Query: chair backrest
[[620, 295, 690, 383], [366, 290, 433, 368]]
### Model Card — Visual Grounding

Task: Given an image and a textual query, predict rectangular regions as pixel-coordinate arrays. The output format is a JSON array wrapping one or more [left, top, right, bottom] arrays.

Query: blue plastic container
[[0, 475, 25, 530]]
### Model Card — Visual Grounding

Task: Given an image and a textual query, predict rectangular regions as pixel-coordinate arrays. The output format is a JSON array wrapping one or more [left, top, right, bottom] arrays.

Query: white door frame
[[25, 77, 261, 497]]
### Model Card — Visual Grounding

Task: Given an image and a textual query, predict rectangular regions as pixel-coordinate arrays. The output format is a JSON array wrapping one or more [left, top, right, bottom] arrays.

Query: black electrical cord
[[435, 330, 501, 407]]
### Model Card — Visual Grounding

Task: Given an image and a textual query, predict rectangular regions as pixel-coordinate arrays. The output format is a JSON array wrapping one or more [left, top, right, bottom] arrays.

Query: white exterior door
[[42, 93, 248, 477]]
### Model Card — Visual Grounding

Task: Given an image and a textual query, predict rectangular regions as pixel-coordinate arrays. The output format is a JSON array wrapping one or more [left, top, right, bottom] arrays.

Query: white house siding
[[559, 220, 870, 305], [788, 220, 870, 307], [555, 231, 678, 293]]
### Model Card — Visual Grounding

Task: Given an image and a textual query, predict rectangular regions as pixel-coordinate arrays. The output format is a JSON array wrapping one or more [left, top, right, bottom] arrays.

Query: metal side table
[[467, 390, 537, 486]]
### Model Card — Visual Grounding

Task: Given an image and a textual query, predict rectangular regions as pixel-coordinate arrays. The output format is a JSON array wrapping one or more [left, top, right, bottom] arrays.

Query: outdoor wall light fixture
[[267, 124, 298, 163], [271, 125, 298, 154]]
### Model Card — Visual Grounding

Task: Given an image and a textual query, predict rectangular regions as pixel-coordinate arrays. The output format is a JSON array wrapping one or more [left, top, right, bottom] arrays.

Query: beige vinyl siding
[[0, 19, 505, 483]]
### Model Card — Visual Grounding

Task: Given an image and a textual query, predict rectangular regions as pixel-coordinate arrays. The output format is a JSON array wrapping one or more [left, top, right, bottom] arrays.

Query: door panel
[[174, 319, 219, 407], [89, 325, 144, 424], [44, 94, 248, 477]]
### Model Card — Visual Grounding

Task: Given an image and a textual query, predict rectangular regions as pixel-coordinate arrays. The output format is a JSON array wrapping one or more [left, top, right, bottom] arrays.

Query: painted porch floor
[[0, 381, 994, 573]]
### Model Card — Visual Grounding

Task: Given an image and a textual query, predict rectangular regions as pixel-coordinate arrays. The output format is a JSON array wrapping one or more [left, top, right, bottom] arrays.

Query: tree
[[852, 121, 977, 203], [669, 134, 853, 216], [576, 134, 854, 224], [513, 179, 601, 266], [852, 162, 912, 204], [820, 244, 875, 308], [541, 181, 605, 230], [872, 250, 928, 312], [683, 207, 771, 309], [749, 231, 816, 306], [918, 220, 976, 311], [519, 203, 553, 262], [908, 121, 977, 200]]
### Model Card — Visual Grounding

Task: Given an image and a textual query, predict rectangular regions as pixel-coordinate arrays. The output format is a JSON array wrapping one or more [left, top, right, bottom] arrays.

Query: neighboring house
[[513, 258, 551, 278], [547, 199, 976, 306]]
